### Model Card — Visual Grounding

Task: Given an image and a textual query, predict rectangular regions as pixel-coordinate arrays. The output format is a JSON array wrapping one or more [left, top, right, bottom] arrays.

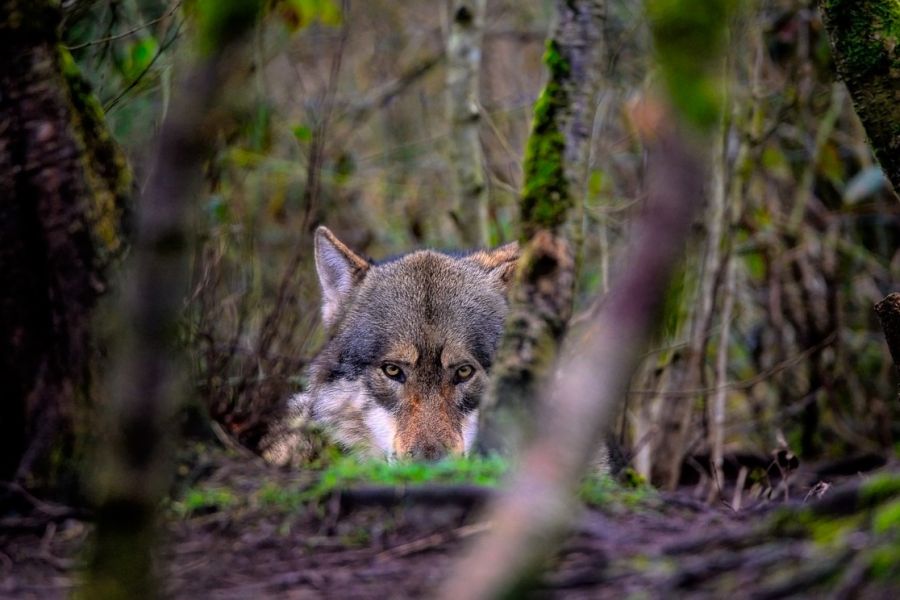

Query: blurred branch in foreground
[[638, 0, 739, 489], [82, 1, 264, 597], [441, 100, 706, 600], [442, 0, 735, 595]]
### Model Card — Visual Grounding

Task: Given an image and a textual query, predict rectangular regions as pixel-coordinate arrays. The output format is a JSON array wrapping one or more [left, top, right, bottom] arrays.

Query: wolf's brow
[[385, 342, 418, 365]]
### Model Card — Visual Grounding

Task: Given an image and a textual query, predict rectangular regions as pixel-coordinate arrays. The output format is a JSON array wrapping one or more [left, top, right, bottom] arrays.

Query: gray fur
[[262, 227, 518, 463]]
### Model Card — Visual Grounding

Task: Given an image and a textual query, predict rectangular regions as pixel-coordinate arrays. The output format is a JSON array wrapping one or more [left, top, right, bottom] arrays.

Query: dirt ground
[[2, 449, 898, 599]]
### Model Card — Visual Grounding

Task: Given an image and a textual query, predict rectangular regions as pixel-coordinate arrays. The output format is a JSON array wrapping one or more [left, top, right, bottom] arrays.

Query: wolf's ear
[[468, 242, 520, 292], [314, 226, 370, 328]]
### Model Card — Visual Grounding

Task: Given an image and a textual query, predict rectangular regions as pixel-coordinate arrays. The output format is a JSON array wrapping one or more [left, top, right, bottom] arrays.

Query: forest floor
[[2, 444, 899, 599]]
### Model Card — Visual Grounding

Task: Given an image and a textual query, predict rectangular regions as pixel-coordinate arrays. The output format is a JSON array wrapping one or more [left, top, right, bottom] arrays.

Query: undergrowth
[[169, 452, 656, 518], [304, 454, 509, 499]]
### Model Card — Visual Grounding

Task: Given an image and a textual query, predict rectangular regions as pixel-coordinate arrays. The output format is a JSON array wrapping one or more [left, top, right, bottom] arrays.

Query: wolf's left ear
[[469, 242, 520, 292], [314, 226, 370, 328]]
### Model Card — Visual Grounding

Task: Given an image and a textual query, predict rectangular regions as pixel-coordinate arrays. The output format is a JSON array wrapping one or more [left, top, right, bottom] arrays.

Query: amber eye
[[455, 364, 475, 382], [382, 363, 405, 382]]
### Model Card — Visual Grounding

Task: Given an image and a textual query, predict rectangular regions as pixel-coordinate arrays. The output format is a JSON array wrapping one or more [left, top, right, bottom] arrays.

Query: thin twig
[[628, 332, 837, 397], [344, 50, 445, 126], [376, 522, 491, 560], [104, 18, 184, 112], [66, 1, 181, 50]]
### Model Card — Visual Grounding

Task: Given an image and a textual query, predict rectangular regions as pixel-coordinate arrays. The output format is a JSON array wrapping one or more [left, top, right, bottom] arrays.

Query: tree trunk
[[875, 293, 900, 373], [478, 0, 605, 454], [0, 0, 129, 490], [447, 0, 489, 247], [818, 0, 900, 193]]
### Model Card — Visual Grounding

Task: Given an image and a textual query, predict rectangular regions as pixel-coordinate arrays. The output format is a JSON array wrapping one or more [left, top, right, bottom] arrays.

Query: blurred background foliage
[[63, 0, 899, 485]]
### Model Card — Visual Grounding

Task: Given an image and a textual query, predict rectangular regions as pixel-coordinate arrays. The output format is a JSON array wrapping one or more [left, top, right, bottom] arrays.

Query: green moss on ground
[[303, 454, 509, 501], [171, 486, 239, 517], [869, 541, 900, 581], [167, 450, 659, 521], [580, 470, 657, 509], [765, 472, 900, 585], [863, 472, 900, 504], [873, 498, 900, 535]]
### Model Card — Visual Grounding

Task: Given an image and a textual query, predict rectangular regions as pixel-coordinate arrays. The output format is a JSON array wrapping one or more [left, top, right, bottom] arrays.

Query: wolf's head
[[307, 226, 518, 461]]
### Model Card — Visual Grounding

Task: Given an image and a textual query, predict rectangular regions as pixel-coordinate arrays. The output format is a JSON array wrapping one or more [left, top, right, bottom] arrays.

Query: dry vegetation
[[3, 0, 900, 597]]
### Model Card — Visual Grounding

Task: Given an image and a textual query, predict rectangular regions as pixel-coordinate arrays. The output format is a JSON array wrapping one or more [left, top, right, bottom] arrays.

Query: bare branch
[[65, 1, 181, 50]]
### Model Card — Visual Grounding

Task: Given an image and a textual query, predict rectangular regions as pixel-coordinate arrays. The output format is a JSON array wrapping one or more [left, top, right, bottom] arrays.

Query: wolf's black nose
[[411, 443, 447, 462]]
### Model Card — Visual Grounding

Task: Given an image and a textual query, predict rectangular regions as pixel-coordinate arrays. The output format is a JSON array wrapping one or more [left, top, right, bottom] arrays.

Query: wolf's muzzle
[[408, 442, 449, 462]]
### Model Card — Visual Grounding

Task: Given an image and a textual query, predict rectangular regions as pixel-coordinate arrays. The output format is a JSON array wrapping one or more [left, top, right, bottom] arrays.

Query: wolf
[[262, 226, 519, 464]]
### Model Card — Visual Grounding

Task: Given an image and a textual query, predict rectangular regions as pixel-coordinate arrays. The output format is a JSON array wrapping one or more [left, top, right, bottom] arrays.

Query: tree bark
[[875, 293, 900, 373], [478, 0, 605, 454], [818, 0, 900, 193], [447, 0, 489, 247], [0, 0, 129, 489]]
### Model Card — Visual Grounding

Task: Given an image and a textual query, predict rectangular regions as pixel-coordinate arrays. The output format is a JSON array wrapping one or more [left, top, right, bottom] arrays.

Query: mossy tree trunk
[[876, 293, 900, 377], [818, 0, 900, 193], [0, 0, 129, 491], [478, 0, 605, 454]]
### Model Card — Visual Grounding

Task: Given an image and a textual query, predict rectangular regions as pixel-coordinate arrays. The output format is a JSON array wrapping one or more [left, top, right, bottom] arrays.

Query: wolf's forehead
[[364, 251, 494, 310], [346, 251, 508, 364]]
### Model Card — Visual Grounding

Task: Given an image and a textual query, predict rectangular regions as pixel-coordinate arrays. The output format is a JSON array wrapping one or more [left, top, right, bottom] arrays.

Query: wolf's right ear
[[468, 241, 520, 293], [314, 226, 370, 328]]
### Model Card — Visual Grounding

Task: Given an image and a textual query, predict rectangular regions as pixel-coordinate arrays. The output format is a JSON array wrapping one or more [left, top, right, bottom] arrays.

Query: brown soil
[[2, 450, 897, 599]]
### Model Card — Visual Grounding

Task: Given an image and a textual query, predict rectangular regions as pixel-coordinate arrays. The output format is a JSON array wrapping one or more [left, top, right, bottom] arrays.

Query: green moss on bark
[[823, 0, 900, 74], [520, 40, 572, 239], [58, 46, 131, 261], [820, 0, 900, 190]]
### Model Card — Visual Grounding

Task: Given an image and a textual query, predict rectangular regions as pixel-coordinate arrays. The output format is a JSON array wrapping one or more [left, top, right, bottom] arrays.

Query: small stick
[[731, 466, 748, 512], [377, 522, 491, 560]]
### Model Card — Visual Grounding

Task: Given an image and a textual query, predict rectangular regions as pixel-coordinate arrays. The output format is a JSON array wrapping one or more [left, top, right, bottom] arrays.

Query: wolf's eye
[[382, 363, 405, 382], [455, 364, 475, 382]]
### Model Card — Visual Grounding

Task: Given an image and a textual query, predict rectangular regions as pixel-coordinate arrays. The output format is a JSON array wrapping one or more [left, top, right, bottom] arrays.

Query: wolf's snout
[[408, 442, 448, 462]]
